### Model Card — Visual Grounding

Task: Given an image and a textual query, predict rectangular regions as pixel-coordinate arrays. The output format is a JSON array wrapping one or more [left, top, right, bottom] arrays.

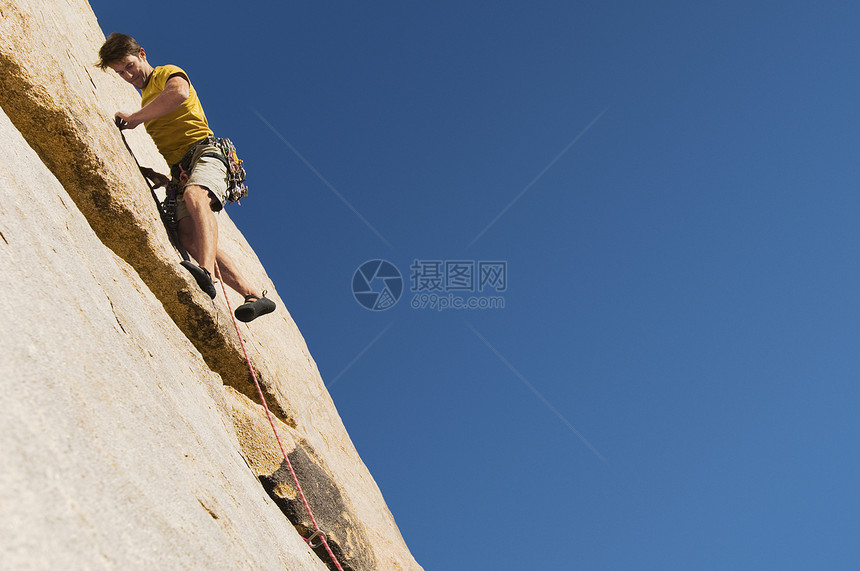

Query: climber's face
[[109, 48, 152, 90]]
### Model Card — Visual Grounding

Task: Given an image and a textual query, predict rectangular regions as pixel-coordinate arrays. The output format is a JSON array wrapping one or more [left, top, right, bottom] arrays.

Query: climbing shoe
[[235, 292, 276, 322], [180, 261, 217, 299]]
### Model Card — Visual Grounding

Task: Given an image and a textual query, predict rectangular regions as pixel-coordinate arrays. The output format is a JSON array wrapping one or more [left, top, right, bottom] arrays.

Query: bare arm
[[116, 75, 190, 129]]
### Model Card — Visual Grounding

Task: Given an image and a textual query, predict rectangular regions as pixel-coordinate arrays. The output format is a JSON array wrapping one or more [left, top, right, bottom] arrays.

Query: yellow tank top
[[141, 64, 214, 165]]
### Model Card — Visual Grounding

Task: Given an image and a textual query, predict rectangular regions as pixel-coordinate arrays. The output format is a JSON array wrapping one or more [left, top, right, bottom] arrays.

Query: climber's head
[[97, 33, 153, 90]]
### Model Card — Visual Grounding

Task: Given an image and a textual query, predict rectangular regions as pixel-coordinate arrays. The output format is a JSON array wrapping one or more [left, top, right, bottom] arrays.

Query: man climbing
[[96, 33, 275, 322]]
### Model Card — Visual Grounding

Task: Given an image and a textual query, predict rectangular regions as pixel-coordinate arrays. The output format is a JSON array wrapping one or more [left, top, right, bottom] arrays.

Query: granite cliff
[[0, 1, 421, 569]]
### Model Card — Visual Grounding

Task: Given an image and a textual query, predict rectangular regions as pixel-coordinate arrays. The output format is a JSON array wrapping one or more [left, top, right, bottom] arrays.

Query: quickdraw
[[162, 178, 181, 230]]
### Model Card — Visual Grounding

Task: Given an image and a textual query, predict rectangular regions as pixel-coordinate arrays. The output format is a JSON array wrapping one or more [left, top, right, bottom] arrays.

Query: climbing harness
[[171, 136, 248, 204], [214, 264, 345, 571], [158, 136, 247, 232]]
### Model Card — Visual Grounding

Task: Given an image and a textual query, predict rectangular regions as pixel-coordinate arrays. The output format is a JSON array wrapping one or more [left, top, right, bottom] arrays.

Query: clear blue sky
[[90, 2, 860, 568]]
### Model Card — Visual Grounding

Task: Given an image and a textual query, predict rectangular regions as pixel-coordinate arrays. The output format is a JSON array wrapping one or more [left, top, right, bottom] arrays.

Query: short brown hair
[[95, 33, 141, 69]]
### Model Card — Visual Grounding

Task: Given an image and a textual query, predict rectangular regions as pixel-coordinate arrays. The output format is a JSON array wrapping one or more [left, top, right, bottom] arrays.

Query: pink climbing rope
[[214, 264, 344, 571]]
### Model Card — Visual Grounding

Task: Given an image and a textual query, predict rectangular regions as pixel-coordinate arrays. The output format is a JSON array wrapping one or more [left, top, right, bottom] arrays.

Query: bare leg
[[177, 184, 261, 299], [177, 184, 218, 275], [215, 248, 260, 299]]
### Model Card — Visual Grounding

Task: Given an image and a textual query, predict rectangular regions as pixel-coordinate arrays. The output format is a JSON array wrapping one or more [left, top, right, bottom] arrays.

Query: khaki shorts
[[174, 140, 228, 222]]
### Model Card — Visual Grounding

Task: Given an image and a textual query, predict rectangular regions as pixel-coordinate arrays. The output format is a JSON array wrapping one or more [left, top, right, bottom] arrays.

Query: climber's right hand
[[114, 111, 140, 130]]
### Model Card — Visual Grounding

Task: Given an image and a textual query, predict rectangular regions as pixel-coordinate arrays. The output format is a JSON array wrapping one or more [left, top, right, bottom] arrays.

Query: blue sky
[[90, 2, 860, 568]]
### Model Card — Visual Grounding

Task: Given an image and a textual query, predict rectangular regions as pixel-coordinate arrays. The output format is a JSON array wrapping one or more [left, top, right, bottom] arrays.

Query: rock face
[[0, 1, 421, 570]]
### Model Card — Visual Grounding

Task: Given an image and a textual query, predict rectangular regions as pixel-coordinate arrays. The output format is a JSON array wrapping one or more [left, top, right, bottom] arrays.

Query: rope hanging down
[[118, 132, 340, 567], [214, 264, 344, 571]]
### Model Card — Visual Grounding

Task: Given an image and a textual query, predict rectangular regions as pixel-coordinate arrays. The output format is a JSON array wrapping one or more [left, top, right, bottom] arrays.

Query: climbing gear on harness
[[162, 177, 181, 230], [180, 260, 217, 299], [212, 137, 248, 204], [234, 291, 277, 322], [214, 264, 344, 571]]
